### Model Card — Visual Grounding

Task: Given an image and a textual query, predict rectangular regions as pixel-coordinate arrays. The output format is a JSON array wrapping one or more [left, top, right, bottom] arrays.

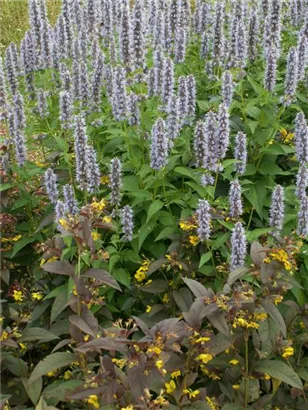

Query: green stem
[[244, 333, 249, 408], [213, 170, 219, 198], [246, 207, 254, 230]]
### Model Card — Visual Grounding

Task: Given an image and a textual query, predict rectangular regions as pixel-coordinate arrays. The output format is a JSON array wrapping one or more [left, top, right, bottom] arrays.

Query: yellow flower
[[156, 360, 164, 369], [206, 396, 219, 410], [84, 335, 90, 342], [232, 384, 240, 390], [162, 293, 169, 304], [46, 370, 57, 377], [197, 353, 213, 364], [194, 336, 211, 344], [59, 218, 69, 230], [233, 317, 259, 329], [12, 290, 24, 302], [91, 199, 107, 213], [153, 396, 168, 405], [269, 249, 292, 271], [147, 346, 162, 355], [0, 331, 9, 341], [100, 175, 110, 185], [254, 312, 268, 321], [183, 388, 200, 399], [31, 292, 43, 300], [112, 358, 127, 369], [179, 220, 197, 231], [146, 305, 152, 313], [121, 406, 134, 410], [264, 373, 271, 380], [229, 359, 239, 365], [12, 235, 22, 241], [63, 370, 72, 380], [91, 231, 101, 241], [87, 395, 100, 409], [19, 343, 27, 351], [165, 380, 176, 394], [281, 346, 294, 359], [134, 260, 150, 282], [188, 235, 199, 246], [102, 216, 112, 223], [273, 295, 283, 305], [171, 370, 181, 378]]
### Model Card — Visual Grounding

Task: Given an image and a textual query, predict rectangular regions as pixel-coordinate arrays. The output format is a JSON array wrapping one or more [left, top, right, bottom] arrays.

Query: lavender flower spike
[[221, 70, 234, 108], [229, 179, 243, 218], [230, 222, 247, 271], [59, 90, 72, 129], [295, 112, 308, 164], [269, 185, 284, 233], [296, 164, 308, 200], [14, 129, 27, 166], [150, 118, 169, 170], [109, 158, 122, 206], [44, 168, 58, 204], [264, 46, 277, 92], [234, 132, 247, 175], [196, 199, 211, 241], [217, 103, 230, 161], [297, 196, 308, 236], [284, 46, 298, 104], [63, 184, 78, 215], [120, 205, 134, 241]]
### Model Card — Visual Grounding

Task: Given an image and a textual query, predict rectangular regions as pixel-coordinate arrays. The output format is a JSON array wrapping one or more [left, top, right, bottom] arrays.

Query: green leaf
[[227, 267, 249, 286], [42, 380, 83, 401], [11, 236, 38, 258], [20, 328, 59, 343], [21, 377, 43, 405], [138, 222, 155, 250], [174, 166, 198, 180], [199, 251, 212, 268], [42, 261, 74, 276], [260, 299, 286, 338], [155, 226, 178, 241], [83, 268, 122, 291], [11, 197, 29, 210], [146, 200, 164, 223], [246, 228, 271, 242], [254, 360, 303, 389], [222, 405, 245, 410], [50, 290, 68, 323], [211, 233, 229, 250], [182, 402, 212, 410], [29, 352, 76, 384], [0, 183, 12, 192]]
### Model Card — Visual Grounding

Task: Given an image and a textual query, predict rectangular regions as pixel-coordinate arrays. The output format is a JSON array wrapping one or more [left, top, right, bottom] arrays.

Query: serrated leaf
[[146, 200, 164, 223], [254, 360, 303, 389], [29, 352, 76, 384]]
